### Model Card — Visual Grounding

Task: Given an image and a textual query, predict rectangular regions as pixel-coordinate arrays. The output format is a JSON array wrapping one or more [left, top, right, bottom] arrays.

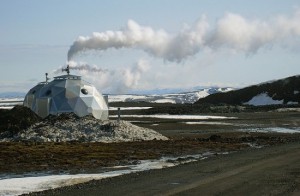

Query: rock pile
[[2, 113, 168, 142]]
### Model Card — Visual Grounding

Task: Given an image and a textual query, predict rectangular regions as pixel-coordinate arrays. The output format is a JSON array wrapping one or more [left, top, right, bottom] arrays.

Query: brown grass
[[0, 138, 248, 174], [2, 131, 300, 175]]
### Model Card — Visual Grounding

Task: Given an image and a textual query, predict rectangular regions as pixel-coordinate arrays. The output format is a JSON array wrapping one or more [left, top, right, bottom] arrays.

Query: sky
[[1, 0, 300, 94]]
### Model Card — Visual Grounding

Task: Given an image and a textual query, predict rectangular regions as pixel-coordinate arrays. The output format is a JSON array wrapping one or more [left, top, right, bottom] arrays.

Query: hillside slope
[[195, 75, 300, 105]]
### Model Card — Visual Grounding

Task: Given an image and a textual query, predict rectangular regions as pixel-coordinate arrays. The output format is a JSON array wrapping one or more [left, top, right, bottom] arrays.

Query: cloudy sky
[[1, 0, 300, 94]]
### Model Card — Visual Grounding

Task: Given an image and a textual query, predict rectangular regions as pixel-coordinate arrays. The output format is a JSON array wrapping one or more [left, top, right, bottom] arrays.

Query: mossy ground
[[1, 132, 300, 175]]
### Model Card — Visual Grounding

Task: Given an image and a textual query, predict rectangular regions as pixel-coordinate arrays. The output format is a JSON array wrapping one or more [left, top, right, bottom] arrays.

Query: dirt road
[[34, 142, 300, 196]]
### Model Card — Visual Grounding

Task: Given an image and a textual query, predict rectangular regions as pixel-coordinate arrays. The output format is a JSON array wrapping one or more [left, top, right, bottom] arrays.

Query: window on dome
[[81, 88, 88, 95]]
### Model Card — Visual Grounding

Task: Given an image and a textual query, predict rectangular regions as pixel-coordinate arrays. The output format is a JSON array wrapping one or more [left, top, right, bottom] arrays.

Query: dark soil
[[0, 138, 244, 175], [0, 106, 41, 137]]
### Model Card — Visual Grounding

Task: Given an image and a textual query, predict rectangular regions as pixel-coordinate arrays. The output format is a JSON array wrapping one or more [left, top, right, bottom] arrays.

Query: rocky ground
[[0, 106, 167, 142], [0, 105, 300, 195], [1, 114, 167, 143]]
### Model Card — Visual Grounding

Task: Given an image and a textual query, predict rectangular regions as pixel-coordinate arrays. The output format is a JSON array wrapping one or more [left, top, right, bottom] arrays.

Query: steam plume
[[52, 60, 149, 94], [53, 61, 108, 74], [68, 17, 208, 62], [68, 9, 300, 61]]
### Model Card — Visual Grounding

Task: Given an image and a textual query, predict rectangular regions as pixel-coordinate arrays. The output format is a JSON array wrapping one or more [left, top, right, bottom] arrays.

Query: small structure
[[24, 65, 109, 120]]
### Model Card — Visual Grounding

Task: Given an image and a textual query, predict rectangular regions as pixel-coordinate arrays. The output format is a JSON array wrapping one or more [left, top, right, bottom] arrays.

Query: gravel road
[[31, 142, 300, 196]]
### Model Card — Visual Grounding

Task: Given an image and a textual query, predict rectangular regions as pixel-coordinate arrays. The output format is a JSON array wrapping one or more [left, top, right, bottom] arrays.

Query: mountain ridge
[[195, 75, 300, 105]]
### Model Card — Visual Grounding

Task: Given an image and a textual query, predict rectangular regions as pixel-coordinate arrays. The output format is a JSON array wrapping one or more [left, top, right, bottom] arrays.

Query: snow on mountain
[[244, 92, 299, 106], [244, 93, 283, 106], [108, 87, 234, 104], [108, 94, 148, 102]]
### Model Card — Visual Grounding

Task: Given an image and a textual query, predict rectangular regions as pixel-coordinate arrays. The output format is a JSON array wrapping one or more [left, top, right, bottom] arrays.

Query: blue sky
[[1, 0, 300, 93]]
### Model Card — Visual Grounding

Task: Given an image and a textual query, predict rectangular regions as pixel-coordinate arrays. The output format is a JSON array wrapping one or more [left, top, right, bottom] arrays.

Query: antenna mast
[[62, 65, 70, 75], [45, 73, 50, 83]]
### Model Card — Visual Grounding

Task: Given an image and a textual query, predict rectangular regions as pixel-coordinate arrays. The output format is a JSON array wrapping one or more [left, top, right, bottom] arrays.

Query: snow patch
[[287, 101, 298, 105], [0, 152, 226, 196], [108, 95, 147, 102], [184, 122, 233, 125], [152, 99, 176, 104], [109, 107, 152, 111], [275, 108, 300, 112], [244, 93, 283, 106], [0, 106, 13, 110], [241, 127, 300, 133]]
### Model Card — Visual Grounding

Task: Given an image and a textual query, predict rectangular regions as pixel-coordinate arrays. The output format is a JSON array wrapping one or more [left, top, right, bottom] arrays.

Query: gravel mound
[[2, 113, 168, 142]]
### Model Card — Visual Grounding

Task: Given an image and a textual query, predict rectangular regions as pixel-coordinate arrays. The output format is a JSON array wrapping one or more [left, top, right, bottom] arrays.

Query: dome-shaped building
[[23, 67, 109, 120]]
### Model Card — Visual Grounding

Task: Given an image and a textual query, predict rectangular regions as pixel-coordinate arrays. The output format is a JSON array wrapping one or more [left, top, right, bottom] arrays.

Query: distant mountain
[[195, 75, 300, 106], [126, 86, 233, 95], [109, 87, 234, 104], [0, 92, 26, 98]]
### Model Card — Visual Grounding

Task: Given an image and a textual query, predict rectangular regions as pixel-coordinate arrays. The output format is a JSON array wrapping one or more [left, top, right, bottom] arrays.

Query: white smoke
[[122, 59, 149, 88], [52, 61, 108, 74], [52, 60, 150, 94], [67, 17, 209, 62], [64, 9, 300, 93], [68, 9, 300, 61], [208, 10, 300, 53], [208, 13, 275, 53]]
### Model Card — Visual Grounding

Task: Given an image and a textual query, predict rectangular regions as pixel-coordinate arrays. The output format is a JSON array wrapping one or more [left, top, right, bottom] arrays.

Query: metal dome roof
[[24, 68, 109, 120]]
